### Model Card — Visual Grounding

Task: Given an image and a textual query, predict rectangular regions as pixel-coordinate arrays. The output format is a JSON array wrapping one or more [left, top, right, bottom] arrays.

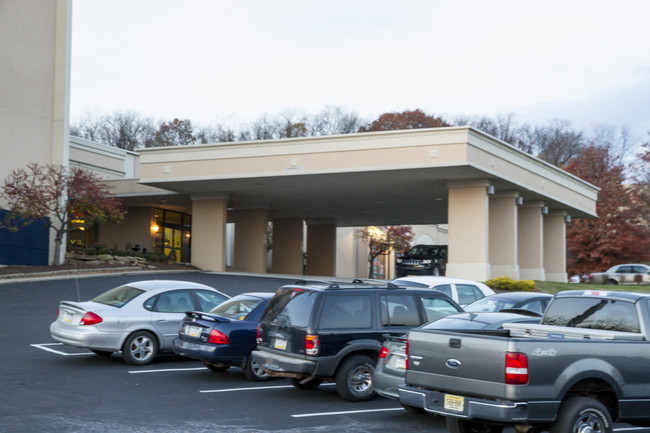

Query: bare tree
[[309, 106, 362, 136]]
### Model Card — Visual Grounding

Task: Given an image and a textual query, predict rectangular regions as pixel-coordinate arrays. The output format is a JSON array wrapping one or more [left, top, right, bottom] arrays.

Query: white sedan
[[392, 276, 495, 306], [50, 280, 229, 365]]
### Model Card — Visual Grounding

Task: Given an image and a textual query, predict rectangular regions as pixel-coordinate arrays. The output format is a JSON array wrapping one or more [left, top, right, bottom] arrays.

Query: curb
[[0, 267, 202, 284]]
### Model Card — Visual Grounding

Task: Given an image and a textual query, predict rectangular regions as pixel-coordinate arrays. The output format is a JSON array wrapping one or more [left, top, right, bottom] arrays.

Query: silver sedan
[[50, 280, 229, 365]]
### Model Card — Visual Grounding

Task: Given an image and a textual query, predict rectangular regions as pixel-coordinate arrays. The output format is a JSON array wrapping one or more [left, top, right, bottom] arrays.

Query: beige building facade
[[1, 1, 599, 282]]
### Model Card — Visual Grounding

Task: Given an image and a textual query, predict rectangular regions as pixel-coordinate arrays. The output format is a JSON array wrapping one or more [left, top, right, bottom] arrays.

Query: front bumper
[[398, 385, 559, 423]]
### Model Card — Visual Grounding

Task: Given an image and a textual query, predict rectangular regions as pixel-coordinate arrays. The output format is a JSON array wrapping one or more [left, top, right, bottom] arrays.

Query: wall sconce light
[[515, 196, 524, 206], [151, 224, 160, 233], [565, 215, 571, 223], [185, 232, 191, 238], [542, 206, 549, 215], [487, 185, 495, 195]]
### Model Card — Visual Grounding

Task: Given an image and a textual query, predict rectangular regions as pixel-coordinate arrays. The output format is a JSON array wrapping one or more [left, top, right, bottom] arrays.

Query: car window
[[419, 295, 461, 322], [433, 284, 452, 298], [149, 290, 193, 313], [380, 295, 420, 326], [195, 290, 228, 312], [456, 284, 484, 304], [210, 296, 263, 319], [520, 300, 544, 314], [543, 298, 640, 333], [465, 297, 515, 312], [318, 295, 372, 329], [618, 266, 632, 273], [263, 287, 319, 328], [92, 285, 145, 308]]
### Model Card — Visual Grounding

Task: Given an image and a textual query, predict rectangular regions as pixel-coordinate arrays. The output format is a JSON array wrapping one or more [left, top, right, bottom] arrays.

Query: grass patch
[[534, 280, 650, 294]]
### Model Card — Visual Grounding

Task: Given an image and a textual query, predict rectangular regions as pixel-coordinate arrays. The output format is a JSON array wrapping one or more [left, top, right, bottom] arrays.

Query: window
[[433, 284, 452, 298], [543, 298, 640, 333], [420, 296, 462, 322], [264, 288, 319, 327], [145, 290, 194, 313], [195, 290, 228, 312], [92, 285, 144, 308], [319, 295, 372, 329], [456, 284, 484, 305], [210, 296, 263, 319], [380, 295, 420, 326], [520, 300, 544, 315]]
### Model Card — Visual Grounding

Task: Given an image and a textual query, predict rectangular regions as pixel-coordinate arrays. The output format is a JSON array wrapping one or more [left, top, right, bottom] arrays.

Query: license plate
[[62, 311, 74, 323], [274, 338, 287, 350], [444, 394, 465, 412], [395, 358, 406, 370], [187, 325, 202, 337]]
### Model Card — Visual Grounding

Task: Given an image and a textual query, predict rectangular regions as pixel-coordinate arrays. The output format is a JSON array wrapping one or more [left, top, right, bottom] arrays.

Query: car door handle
[[157, 319, 166, 322]]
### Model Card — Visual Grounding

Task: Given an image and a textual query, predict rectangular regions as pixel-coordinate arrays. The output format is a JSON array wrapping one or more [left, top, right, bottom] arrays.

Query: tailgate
[[405, 329, 511, 397]]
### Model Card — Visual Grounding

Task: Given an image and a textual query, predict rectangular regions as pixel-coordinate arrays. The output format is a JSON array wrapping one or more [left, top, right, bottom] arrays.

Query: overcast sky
[[70, 0, 650, 141]]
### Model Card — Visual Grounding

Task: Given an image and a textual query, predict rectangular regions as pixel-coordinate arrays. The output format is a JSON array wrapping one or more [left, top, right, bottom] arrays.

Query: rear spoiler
[[184, 311, 231, 323]]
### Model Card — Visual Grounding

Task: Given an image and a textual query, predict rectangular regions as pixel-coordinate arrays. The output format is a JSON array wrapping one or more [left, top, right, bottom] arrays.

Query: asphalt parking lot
[[0, 271, 451, 433], [2, 271, 648, 433]]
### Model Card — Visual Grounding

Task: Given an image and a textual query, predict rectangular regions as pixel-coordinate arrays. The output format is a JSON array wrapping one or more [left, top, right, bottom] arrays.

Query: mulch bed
[[0, 262, 200, 277]]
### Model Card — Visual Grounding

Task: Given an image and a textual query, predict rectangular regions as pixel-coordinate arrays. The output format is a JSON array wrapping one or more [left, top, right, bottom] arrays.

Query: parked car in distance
[[375, 311, 541, 401], [392, 276, 495, 307], [252, 279, 463, 402], [588, 263, 650, 285], [50, 280, 229, 365], [395, 244, 448, 277], [173, 292, 274, 381], [463, 291, 553, 316]]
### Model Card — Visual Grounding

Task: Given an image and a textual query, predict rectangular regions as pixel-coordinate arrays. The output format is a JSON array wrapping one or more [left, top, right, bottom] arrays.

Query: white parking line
[[30, 343, 93, 356], [200, 383, 336, 393], [291, 408, 404, 418], [128, 367, 208, 374]]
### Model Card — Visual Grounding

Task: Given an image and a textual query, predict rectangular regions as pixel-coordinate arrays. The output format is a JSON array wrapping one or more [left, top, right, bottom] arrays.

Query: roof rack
[[293, 279, 340, 289], [352, 278, 400, 288]]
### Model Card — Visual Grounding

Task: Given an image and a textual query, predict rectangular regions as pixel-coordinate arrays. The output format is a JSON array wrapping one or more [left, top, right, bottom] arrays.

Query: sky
[[70, 0, 650, 142]]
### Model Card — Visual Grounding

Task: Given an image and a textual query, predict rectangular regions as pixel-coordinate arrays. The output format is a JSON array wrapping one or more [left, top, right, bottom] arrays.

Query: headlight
[[396, 258, 402, 264], [422, 260, 432, 264]]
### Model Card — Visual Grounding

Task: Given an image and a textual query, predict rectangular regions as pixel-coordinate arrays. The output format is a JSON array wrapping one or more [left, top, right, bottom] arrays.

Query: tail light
[[405, 340, 409, 370], [505, 352, 528, 384], [305, 334, 319, 355], [256, 325, 261, 344], [80, 312, 103, 326], [378, 346, 389, 359], [208, 329, 229, 344]]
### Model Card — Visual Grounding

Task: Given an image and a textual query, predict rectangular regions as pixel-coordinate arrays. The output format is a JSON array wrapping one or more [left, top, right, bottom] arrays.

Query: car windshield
[[92, 285, 145, 308], [209, 296, 264, 319], [464, 297, 516, 312]]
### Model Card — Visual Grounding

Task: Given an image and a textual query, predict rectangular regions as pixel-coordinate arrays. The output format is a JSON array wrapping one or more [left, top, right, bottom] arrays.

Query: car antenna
[[74, 261, 81, 302]]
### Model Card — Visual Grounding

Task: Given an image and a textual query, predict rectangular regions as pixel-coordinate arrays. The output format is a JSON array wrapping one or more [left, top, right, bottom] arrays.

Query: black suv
[[251, 280, 462, 401], [395, 244, 448, 277]]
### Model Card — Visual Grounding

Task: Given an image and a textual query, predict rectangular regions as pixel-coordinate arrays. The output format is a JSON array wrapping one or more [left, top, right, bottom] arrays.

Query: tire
[[549, 396, 612, 433], [335, 354, 376, 402], [91, 349, 113, 357], [204, 361, 229, 372], [243, 355, 271, 381], [289, 377, 323, 390], [446, 417, 504, 433], [606, 279, 618, 285], [122, 331, 158, 365], [401, 402, 425, 414]]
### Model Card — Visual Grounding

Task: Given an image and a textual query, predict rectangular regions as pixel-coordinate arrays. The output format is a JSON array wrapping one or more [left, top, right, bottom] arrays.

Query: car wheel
[[549, 396, 612, 433], [446, 417, 504, 433], [335, 354, 376, 402], [289, 377, 322, 390], [91, 349, 113, 357], [204, 361, 229, 372], [243, 355, 271, 381], [401, 402, 425, 414], [606, 279, 618, 285], [122, 331, 158, 365]]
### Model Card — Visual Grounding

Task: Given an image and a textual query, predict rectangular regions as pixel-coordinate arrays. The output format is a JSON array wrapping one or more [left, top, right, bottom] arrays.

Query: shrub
[[485, 276, 536, 292], [98, 248, 112, 255], [112, 249, 126, 257], [144, 253, 155, 262], [84, 247, 97, 256]]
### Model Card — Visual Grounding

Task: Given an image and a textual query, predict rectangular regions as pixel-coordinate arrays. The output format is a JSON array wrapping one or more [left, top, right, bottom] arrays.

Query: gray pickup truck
[[398, 290, 650, 433]]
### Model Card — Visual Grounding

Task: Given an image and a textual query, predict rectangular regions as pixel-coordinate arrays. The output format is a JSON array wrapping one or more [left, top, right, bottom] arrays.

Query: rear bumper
[[251, 349, 316, 378], [398, 385, 559, 423], [172, 338, 243, 365], [49, 320, 123, 352]]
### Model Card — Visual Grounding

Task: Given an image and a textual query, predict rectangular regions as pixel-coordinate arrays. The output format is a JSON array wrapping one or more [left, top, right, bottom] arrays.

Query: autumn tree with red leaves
[[564, 143, 650, 275], [356, 225, 414, 278], [1, 163, 125, 265], [359, 109, 450, 132]]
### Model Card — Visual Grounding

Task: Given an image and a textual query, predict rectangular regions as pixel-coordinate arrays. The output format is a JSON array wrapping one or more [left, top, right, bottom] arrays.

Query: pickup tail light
[[405, 340, 410, 369], [80, 312, 103, 326], [305, 334, 319, 355], [378, 346, 389, 359], [208, 329, 229, 344], [505, 352, 528, 384]]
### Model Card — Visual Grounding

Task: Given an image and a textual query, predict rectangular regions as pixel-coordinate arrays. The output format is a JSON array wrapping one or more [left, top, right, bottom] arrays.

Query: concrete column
[[446, 181, 491, 281], [306, 223, 336, 276], [518, 202, 545, 280], [271, 217, 304, 275], [232, 209, 268, 274], [489, 192, 520, 279], [544, 211, 568, 282], [336, 228, 359, 278], [191, 197, 228, 271]]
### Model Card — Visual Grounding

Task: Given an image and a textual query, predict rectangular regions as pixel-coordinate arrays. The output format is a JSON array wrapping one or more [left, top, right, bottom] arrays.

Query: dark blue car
[[172, 292, 274, 381]]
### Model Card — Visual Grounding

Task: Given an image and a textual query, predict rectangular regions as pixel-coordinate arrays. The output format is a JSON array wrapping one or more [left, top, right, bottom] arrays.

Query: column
[[271, 217, 304, 275], [489, 192, 519, 279], [190, 196, 228, 271], [446, 181, 491, 281], [232, 209, 268, 274], [518, 201, 545, 280], [544, 211, 568, 282], [306, 222, 336, 276]]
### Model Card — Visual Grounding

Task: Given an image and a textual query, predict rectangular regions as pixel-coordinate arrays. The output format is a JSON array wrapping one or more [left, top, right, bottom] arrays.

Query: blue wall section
[[0, 210, 49, 265]]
